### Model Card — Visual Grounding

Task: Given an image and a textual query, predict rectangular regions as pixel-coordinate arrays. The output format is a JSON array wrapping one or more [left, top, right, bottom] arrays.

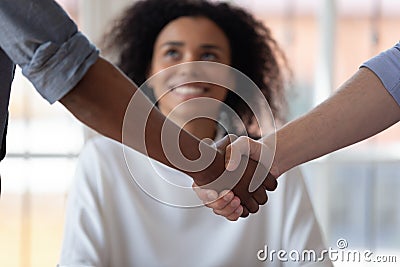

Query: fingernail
[[235, 206, 243, 214], [230, 198, 239, 207]]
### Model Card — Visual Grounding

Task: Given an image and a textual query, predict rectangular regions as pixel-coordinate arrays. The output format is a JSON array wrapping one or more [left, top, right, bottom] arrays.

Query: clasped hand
[[192, 135, 277, 220]]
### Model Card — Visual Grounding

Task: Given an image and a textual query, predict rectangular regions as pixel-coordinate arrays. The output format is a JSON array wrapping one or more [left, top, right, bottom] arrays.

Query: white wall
[[79, 0, 134, 46]]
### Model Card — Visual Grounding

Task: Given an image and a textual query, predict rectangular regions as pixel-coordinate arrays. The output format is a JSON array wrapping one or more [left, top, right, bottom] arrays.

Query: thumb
[[215, 134, 238, 153], [225, 136, 254, 171]]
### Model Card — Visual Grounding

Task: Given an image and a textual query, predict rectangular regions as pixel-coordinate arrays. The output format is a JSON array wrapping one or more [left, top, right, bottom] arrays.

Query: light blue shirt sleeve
[[0, 0, 99, 104], [361, 42, 400, 106]]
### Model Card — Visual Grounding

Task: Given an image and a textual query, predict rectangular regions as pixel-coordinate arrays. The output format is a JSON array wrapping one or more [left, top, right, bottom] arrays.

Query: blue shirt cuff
[[361, 42, 400, 106], [22, 32, 99, 104]]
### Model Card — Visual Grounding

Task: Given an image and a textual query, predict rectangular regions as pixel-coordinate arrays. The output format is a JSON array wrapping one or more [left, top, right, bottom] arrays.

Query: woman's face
[[148, 16, 231, 122]]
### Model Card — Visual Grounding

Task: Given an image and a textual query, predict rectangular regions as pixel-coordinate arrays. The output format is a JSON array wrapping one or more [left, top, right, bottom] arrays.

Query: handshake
[[190, 134, 278, 221]]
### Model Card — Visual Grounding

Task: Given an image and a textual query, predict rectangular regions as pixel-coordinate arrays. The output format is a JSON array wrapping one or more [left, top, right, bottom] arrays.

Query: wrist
[[187, 146, 225, 186], [269, 161, 281, 179], [260, 134, 281, 179]]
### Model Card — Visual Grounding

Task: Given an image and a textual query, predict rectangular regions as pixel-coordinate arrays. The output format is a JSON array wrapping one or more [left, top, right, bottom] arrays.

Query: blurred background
[[0, 0, 399, 266]]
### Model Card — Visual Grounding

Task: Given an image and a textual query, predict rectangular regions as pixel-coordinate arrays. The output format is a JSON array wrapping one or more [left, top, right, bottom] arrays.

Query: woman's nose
[[181, 52, 198, 63], [176, 58, 201, 79]]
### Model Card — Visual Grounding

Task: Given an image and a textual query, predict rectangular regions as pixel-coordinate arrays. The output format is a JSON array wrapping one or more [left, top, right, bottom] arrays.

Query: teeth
[[173, 86, 205, 95]]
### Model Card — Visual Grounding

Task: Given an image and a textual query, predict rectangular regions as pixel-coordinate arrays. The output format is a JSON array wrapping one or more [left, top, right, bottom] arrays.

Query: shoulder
[[77, 136, 150, 179], [79, 136, 128, 165], [75, 136, 127, 179], [83, 135, 122, 155]]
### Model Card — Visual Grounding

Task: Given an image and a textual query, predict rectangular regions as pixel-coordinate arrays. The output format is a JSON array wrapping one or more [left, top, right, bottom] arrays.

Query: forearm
[[271, 67, 400, 177], [60, 57, 224, 182], [0, 1, 226, 183]]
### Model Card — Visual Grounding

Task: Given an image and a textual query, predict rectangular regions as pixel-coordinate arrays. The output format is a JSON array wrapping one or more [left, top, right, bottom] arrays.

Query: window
[[0, 1, 82, 267]]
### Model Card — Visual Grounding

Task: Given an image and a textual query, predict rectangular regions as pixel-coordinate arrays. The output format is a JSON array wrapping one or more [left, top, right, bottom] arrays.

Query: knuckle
[[213, 201, 226, 210]]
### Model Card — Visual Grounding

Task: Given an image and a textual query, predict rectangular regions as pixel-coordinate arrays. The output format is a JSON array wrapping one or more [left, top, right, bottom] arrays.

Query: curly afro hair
[[104, 0, 289, 137]]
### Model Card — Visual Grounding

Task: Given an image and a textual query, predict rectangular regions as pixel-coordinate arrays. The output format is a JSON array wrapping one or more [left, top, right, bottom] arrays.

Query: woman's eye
[[165, 49, 179, 59], [201, 52, 217, 61]]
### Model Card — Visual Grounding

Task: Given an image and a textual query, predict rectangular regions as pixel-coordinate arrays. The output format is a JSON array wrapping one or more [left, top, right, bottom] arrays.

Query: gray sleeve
[[361, 42, 400, 106], [0, 0, 99, 104]]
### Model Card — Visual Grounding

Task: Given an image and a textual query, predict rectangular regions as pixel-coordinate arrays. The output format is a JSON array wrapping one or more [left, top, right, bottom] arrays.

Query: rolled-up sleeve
[[0, 0, 99, 103], [361, 42, 400, 106]]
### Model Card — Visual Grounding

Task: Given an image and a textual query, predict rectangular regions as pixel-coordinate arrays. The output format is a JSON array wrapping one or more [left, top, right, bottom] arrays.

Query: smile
[[174, 86, 206, 95], [170, 84, 209, 98]]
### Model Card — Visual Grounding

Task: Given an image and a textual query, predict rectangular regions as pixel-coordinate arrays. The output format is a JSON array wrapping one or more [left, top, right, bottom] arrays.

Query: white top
[[59, 136, 332, 267]]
